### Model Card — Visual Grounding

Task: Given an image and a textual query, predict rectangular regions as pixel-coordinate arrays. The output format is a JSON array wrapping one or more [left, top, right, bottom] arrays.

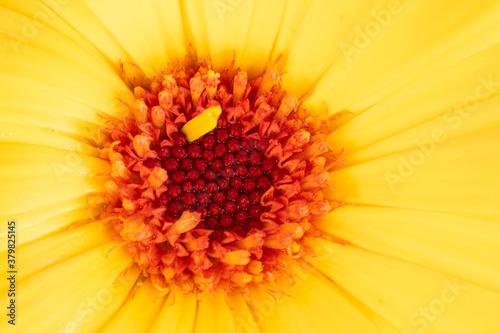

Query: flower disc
[[97, 57, 339, 293]]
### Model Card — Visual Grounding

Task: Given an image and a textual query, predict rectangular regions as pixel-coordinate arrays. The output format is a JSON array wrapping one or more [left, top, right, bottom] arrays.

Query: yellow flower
[[1, 0, 500, 332]]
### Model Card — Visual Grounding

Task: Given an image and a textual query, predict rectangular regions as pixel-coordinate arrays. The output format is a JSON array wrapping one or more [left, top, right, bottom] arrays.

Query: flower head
[[1, 1, 500, 332]]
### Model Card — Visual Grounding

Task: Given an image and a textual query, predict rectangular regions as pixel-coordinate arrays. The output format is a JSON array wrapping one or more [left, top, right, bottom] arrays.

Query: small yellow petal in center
[[181, 105, 222, 142]]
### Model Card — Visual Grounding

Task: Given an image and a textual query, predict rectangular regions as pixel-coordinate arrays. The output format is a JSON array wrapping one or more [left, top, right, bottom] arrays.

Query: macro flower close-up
[[1, 0, 500, 332]]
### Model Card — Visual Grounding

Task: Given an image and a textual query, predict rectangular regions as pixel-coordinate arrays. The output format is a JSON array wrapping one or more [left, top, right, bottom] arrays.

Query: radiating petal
[[150, 291, 197, 333], [0, 197, 86, 244], [316, 205, 500, 294], [0, 220, 113, 290], [239, 0, 287, 77], [0, 123, 98, 154], [328, 127, 500, 221], [39, 0, 135, 70], [0, 143, 108, 216], [308, 239, 500, 333], [2, 0, 103, 54], [0, 243, 138, 332], [1, 105, 100, 144], [226, 291, 261, 333], [275, 0, 387, 99], [304, 0, 500, 116], [83, 0, 187, 76], [100, 279, 165, 333], [249, 263, 379, 333], [328, 42, 500, 158], [181, 0, 255, 72], [0, 6, 132, 121], [336, 93, 500, 168], [194, 292, 259, 333]]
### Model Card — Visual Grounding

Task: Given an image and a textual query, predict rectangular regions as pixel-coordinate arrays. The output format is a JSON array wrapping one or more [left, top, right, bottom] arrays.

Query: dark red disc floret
[[153, 110, 285, 237]]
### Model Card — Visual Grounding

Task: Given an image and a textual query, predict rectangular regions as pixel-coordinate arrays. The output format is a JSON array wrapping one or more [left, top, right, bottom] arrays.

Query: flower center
[[97, 57, 337, 293], [159, 121, 280, 243]]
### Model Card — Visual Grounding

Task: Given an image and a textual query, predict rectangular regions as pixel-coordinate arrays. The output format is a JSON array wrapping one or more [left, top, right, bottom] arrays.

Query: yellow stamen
[[221, 250, 251, 265], [133, 99, 149, 124], [167, 211, 201, 234], [151, 106, 166, 129], [247, 260, 263, 275], [134, 86, 147, 99], [206, 70, 220, 99], [148, 167, 168, 190], [158, 90, 173, 109], [132, 134, 151, 158], [232, 71, 247, 106], [181, 105, 222, 142], [276, 94, 298, 120], [111, 160, 132, 181]]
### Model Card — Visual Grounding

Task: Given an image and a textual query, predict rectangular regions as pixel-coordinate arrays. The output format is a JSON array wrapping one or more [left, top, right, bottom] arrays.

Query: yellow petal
[[249, 262, 379, 333], [100, 279, 165, 333], [2, 0, 105, 56], [239, 0, 287, 77], [316, 205, 500, 294], [328, 42, 500, 158], [277, 0, 387, 98], [304, 0, 500, 116], [83, 0, 186, 75], [308, 239, 500, 333], [195, 292, 237, 333], [150, 291, 197, 333], [0, 197, 87, 245], [181, 0, 254, 71], [39, 0, 134, 71], [328, 127, 500, 221], [192, 291, 259, 333], [0, 243, 138, 332], [0, 123, 98, 155], [0, 6, 133, 119], [1, 106, 100, 145], [226, 291, 260, 333], [0, 143, 108, 215], [337, 93, 500, 168], [0, 220, 113, 290]]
